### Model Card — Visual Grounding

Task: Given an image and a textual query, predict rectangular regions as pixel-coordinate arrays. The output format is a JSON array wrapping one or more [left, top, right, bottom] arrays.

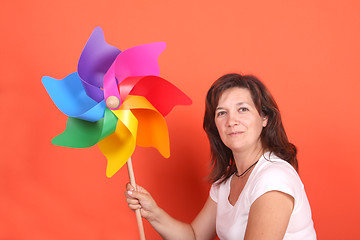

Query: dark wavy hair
[[203, 73, 298, 184]]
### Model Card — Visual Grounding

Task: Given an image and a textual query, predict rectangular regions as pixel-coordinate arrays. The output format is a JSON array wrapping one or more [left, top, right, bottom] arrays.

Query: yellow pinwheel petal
[[120, 95, 170, 158], [112, 108, 138, 138], [98, 110, 138, 177], [98, 95, 170, 178]]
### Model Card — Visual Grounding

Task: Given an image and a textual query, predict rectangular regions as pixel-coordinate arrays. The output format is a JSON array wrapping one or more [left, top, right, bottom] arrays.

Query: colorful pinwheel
[[42, 27, 191, 178], [42, 27, 191, 239]]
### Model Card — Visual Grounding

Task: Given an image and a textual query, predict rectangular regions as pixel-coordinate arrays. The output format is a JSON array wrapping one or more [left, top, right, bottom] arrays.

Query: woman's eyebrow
[[235, 102, 247, 106], [216, 102, 249, 111]]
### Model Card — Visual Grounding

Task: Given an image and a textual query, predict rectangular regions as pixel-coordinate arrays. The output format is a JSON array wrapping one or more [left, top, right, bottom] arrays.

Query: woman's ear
[[262, 116, 268, 127]]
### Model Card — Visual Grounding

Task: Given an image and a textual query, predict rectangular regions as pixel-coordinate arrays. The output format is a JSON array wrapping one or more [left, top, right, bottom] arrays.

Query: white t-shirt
[[210, 152, 316, 240]]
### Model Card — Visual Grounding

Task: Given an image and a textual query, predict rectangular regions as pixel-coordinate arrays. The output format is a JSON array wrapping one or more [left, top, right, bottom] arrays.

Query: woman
[[125, 73, 316, 239]]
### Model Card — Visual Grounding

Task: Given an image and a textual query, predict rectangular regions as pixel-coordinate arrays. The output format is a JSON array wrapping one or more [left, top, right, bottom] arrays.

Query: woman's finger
[[126, 182, 135, 191], [126, 197, 139, 205], [128, 203, 141, 210], [124, 189, 134, 198]]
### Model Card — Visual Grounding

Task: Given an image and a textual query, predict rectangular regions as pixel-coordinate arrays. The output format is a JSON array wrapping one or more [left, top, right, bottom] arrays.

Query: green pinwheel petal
[[52, 108, 118, 148], [99, 108, 119, 141]]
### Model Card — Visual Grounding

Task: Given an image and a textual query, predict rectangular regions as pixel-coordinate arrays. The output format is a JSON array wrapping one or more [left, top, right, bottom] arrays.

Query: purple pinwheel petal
[[78, 27, 121, 102], [80, 78, 105, 103]]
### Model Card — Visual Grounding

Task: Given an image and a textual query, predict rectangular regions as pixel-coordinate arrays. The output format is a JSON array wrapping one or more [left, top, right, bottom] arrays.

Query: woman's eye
[[239, 107, 249, 112], [216, 111, 226, 117]]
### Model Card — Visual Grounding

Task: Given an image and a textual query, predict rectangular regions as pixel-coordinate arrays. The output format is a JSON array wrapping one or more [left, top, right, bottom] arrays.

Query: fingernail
[[128, 191, 133, 195]]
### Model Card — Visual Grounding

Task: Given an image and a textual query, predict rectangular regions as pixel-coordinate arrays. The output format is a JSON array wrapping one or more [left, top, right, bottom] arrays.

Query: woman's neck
[[233, 144, 264, 173]]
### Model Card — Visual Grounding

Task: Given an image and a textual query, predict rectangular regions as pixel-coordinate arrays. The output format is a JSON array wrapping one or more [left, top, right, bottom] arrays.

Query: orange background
[[1, 0, 360, 239]]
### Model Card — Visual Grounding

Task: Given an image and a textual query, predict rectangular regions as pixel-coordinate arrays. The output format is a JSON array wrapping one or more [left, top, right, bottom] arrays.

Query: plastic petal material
[[98, 110, 138, 177], [119, 76, 192, 116], [78, 27, 121, 102], [98, 95, 171, 178], [52, 108, 118, 148], [42, 27, 193, 178], [103, 42, 166, 110], [120, 95, 170, 158], [42, 72, 106, 122], [102, 62, 121, 110]]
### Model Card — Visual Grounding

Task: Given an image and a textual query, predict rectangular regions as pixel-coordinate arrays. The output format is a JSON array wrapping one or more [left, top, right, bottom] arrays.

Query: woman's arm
[[191, 196, 217, 240], [244, 190, 294, 240], [125, 183, 217, 240]]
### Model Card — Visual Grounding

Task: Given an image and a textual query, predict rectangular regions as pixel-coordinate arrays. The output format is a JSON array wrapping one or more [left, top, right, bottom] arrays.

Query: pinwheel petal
[[103, 42, 166, 110], [52, 108, 118, 148], [98, 110, 138, 177], [42, 72, 106, 122], [120, 95, 170, 158], [119, 76, 192, 116], [103, 63, 121, 110], [114, 42, 166, 82], [78, 27, 121, 102]]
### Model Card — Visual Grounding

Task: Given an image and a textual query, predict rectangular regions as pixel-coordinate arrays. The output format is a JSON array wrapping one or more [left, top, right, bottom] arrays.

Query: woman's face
[[214, 87, 268, 154]]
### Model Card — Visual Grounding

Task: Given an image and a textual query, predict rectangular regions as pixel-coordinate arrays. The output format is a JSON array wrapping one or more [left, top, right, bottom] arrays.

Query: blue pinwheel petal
[[42, 72, 106, 122], [78, 27, 121, 102]]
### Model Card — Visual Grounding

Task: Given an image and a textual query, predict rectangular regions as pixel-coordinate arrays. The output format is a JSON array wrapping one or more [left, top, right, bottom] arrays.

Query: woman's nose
[[227, 112, 239, 126]]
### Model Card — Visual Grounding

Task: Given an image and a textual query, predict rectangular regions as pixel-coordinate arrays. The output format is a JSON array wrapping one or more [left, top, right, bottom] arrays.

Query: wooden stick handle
[[127, 158, 146, 240]]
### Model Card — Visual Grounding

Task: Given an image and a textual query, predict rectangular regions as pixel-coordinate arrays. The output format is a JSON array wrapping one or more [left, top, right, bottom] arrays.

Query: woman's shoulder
[[210, 175, 233, 192], [248, 152, 304, 200], [245, 153, 305, 205], [210, 175, 232, 202], [256, 152, 299, 180]]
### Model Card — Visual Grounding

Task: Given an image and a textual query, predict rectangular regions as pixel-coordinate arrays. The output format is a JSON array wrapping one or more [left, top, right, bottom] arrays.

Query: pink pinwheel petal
[[103, 42, 166, 110], [103, 63, 121, 110]]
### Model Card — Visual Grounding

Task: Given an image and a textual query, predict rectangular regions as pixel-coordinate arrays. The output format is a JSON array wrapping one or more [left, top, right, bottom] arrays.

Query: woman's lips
[[228, 131, 244, 136]]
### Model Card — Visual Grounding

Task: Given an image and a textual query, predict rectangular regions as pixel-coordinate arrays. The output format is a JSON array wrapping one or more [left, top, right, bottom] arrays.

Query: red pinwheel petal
[[118, 76, 192, 116]]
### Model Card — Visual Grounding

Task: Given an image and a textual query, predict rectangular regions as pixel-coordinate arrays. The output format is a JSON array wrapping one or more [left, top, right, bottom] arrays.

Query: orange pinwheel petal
[[120, 95, 170, 158]]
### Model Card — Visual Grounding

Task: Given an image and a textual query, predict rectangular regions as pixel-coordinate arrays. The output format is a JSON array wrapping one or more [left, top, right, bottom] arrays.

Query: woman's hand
[[125, 183, 216, 240], [125, 183, 160, 222]]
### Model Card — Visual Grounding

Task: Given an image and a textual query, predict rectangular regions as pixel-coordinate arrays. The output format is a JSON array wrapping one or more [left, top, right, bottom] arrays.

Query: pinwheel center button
[[106, 96, 120, 109]]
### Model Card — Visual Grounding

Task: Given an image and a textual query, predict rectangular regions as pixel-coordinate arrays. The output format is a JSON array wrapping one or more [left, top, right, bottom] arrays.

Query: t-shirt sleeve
[[210, 183, 219, 203], [249, 162, 302, 206]]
